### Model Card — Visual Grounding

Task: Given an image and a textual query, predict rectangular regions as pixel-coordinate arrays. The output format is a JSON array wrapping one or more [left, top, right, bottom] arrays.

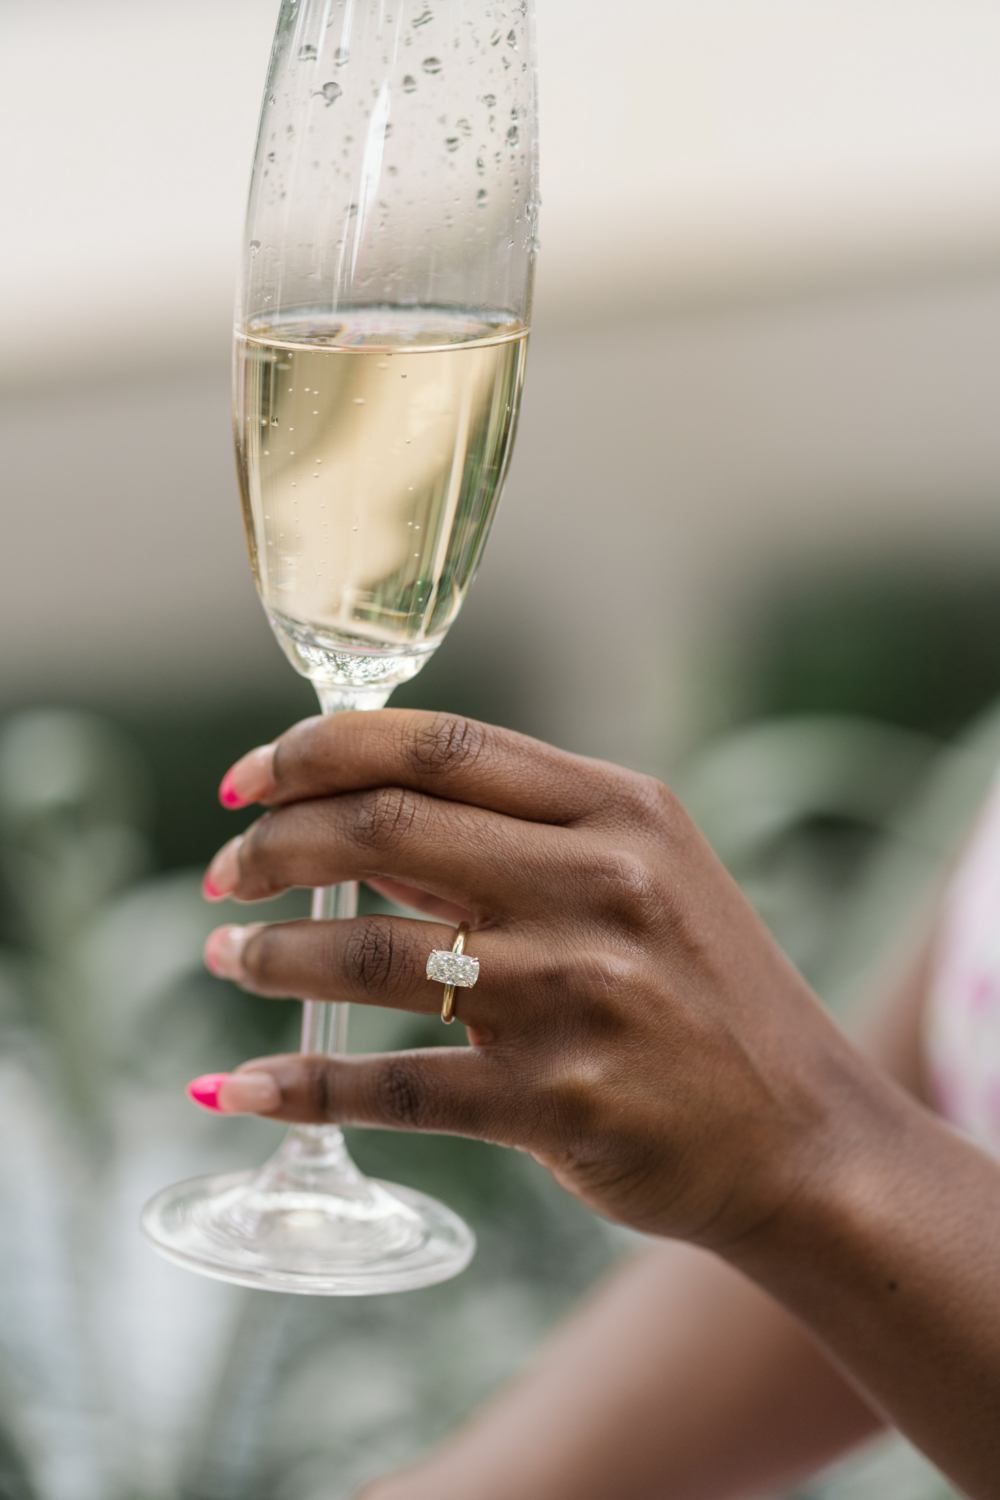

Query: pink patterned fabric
[[926, 776, 1000, 1158]]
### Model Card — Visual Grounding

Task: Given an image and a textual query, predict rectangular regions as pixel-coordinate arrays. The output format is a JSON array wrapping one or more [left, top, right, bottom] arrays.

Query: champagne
[[234, 306, 528, 688]]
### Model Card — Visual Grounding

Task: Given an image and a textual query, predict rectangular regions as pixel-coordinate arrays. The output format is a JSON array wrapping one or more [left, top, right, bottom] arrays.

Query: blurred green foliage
[[747, 563, 1000, 738], [0, 565, 997, 1498]]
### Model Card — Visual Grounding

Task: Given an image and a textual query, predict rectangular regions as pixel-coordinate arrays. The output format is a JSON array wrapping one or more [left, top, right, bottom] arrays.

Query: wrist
[[713, 1046, 924, 1283]]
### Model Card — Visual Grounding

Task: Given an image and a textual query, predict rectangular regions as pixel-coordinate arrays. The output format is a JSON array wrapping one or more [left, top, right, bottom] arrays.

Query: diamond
[[426, 950, 479, 988]]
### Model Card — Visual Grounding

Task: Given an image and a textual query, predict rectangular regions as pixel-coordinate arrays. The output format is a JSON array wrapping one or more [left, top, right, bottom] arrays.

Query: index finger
[[227, 710, 645, 828]]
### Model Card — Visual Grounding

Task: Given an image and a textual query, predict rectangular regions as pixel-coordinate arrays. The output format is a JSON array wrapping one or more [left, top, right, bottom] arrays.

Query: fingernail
[[218, 1071, 281, 1115], [204, 924, 256, 980], [202, 836, 244, 901], [219, 745, 276, 809], [187, 1073, 230, 1113]]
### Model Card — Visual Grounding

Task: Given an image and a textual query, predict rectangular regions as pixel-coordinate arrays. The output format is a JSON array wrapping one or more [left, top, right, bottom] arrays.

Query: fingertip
[[218, 771, 245, 809], [188, 1073, 230, 1112], [219, 745, 276, 809], [202, 835, 244, 902], [204, 924, 254, 980]]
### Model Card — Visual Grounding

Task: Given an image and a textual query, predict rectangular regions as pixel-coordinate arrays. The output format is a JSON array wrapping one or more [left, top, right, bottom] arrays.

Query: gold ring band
[[425, 923, 477, 1024]]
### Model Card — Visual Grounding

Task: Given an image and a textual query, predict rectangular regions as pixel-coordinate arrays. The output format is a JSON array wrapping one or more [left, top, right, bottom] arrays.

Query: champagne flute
[[141, 0, 538, 1294]]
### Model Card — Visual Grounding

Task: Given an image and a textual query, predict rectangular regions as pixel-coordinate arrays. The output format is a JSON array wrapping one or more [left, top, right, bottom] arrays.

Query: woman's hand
[[196, 708, 884, 1252]]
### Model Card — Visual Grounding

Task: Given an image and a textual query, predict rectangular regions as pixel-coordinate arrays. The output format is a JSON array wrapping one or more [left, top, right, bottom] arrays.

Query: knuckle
[[576, 950, 640, 1007], [353, 786, 423, 853], [542, 1058, 606, 1144], [343, 917, 412, 994], [583, 848, 663, 929], [407, 713, 489, 781], [237, 815, 280, 893], [617, 772, 682, 829], [374, 1058, 428, 1128], [240, 924, 282, 989], [271, 714, 324, 792]]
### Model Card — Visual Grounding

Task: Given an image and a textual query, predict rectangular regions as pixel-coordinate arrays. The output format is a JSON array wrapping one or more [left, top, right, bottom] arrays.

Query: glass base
[[141, 1125, 475, 1295]]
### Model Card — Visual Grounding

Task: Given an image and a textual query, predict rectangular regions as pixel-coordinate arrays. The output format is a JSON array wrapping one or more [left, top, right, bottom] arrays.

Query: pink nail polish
[[204, 928, 225, 975], [218, 771, 247, 809], [204, 925, 251, 979], [188, 1073, 231, 1112], [202, 873, 223, 900]]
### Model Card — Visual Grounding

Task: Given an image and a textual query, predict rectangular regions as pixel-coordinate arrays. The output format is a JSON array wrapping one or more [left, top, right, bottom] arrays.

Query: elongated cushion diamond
[[426, 950, 480, 988]]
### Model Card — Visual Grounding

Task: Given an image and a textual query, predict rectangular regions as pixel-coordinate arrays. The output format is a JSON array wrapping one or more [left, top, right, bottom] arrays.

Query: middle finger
[[211, 786, 578, 918]]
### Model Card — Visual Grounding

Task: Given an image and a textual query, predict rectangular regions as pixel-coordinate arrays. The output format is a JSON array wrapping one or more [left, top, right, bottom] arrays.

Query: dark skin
[[200, 709, 1000, 1499]]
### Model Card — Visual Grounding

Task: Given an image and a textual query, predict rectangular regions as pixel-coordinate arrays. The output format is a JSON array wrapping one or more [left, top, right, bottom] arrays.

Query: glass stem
[[300, 681, 393, 1060], [301, 882, 355, 1055]]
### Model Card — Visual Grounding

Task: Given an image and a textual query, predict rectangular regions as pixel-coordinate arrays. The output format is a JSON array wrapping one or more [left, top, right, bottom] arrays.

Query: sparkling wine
[[234, 305, 528, 689]]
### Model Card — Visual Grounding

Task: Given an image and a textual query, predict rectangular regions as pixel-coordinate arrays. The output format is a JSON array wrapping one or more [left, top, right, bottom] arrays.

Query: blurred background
[[2, 0, 1000, 1496]]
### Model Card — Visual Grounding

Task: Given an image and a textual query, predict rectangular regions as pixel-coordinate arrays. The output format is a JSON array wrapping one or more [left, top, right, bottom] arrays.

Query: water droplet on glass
[[506, 125, 519, 145], [445, 136, 459, 152], [298, 43, 318, 60], [334, 46, 350, 65], [402, 73, 417, 91], [531, 237, 541, 253], [476, 188, 488, 206], [422, 56, 442, 73], [483, 93, 496, 107], [249, 239, 261, 255], [413, 7, 433, 26], [456, 117, 471, 136], [506, 28, 517, 47], [271, 416, 279, 425], [320, 81, 342, 104], [490, 29, 501, 45]]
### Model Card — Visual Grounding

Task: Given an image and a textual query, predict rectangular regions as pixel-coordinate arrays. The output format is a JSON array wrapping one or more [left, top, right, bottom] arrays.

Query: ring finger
[[205, 914, 540, 1033]]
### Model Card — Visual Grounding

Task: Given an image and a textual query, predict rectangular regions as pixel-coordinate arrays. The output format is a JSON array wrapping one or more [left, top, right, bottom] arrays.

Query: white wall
[[5, 0, 1000, 370]]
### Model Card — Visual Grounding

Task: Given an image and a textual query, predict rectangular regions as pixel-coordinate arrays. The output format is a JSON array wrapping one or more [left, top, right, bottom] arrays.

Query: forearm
[[724, 1082, 1000, 1499], [364, 1242, 881, 1500]]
